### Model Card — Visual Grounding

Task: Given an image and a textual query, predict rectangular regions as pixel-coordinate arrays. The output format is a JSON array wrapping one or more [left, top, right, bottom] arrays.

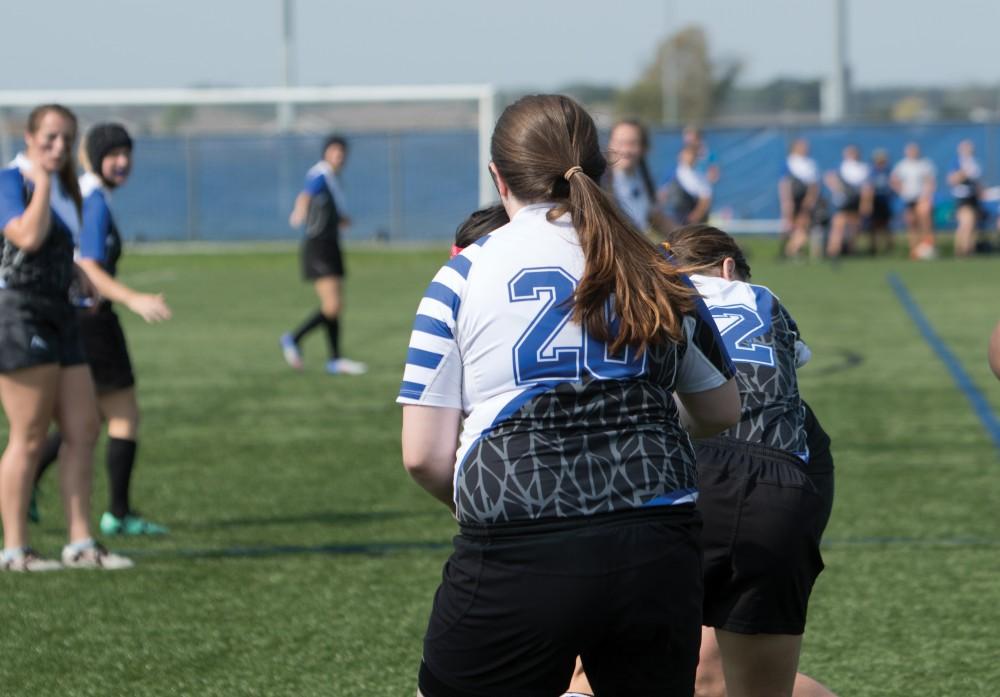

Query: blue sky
[[2, 0, 997, 91]]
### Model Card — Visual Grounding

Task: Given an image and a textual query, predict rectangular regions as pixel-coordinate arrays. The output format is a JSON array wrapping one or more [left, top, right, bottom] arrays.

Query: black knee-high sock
[[34, 432, 62, 486], [107, 438, 137, 519], [324, 316, 340, 360], [292, 310, 324, 344]]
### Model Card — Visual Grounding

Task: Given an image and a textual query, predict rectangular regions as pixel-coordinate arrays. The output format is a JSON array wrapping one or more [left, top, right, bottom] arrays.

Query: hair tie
[[563, 165, 583, 181]]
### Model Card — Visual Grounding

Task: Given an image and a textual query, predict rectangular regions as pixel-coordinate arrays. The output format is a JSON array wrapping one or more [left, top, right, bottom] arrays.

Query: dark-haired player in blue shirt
[[280, 135, 366, 375], [33, 123, 172, 537]]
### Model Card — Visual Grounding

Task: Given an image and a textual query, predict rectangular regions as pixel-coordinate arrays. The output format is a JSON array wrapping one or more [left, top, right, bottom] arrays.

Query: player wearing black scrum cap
[[34, 123, 172, 536]]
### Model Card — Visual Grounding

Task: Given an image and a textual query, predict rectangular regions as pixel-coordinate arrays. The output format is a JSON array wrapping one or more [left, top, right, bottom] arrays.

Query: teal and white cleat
[[100, 511, 169, 536]]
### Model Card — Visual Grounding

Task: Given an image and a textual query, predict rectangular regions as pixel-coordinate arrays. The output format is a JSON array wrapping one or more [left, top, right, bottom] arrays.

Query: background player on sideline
[[281, 135, 366, 375], [33, 123, 172, 536], [825, 145, 872, 258], [663, 144, 713, 227], [891, 142, 937, 260], [948, 139, 982, 257], [778, 139, 821, 259], [399, 94, 739, 697]]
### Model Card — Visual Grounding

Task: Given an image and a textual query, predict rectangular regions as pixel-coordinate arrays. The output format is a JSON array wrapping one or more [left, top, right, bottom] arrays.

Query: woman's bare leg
[[0, 364, 59, 550], [54, 365, 100, 543]]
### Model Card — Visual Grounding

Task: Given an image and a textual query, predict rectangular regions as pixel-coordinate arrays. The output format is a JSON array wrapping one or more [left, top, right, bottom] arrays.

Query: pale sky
[[1, 0, 997, 91]]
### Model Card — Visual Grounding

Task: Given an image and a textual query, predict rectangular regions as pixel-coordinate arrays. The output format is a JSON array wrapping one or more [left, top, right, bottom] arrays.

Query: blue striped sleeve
[[445, 254, 472, 279], [424, 282, 461, 320], [407, 347, 444, 370], [398, 381, 426, 400], [412, 314, 453, 339], [397, 262, 467, 408]]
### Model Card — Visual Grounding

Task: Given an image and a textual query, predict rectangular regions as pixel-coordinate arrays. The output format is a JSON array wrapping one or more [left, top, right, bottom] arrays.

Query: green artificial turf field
[[0, 241, 998, 696]]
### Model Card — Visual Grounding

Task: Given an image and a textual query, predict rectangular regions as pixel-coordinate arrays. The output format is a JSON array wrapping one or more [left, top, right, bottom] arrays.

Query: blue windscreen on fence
[[106, 122, 998, 242]]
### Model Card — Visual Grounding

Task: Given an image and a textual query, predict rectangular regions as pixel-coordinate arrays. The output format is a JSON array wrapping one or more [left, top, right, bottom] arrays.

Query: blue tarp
[[104, 122, 1000, 242]]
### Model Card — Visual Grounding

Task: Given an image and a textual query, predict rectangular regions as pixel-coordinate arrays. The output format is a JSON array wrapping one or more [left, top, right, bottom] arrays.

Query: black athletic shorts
[[837, 192, 861, 213], [301, 235, 344, 280], [871, 196, 892, 226], [695, 436, 827, 635], [791, 194, 807, 218], [78, 304, 135, 394], [0, 289, 86, 373], [418, 507, 703, 697]]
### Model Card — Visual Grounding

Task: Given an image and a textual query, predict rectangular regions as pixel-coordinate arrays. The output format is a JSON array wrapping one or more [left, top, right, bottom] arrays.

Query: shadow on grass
[[121, 539, 452, 560], [169, 508, 442, 531], [808, 347, 864, 376]]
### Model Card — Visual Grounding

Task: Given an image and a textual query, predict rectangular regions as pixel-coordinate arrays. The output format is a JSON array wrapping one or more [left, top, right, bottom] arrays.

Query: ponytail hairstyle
[[490, 94, 696, 354], [663, 224, 752, 281], [26, 104, 82, 214], [609, 118, 656, 201]]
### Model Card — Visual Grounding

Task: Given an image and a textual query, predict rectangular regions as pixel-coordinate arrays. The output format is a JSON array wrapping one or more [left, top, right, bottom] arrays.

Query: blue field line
[[888, 273, 1000, 454]]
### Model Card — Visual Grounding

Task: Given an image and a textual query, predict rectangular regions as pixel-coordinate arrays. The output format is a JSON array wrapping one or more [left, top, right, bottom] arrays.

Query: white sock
[[64, 538, 96, 554], [1, 546, 27, 562]]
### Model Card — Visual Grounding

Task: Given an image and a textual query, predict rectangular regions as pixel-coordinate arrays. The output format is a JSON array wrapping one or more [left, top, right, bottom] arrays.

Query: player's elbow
[[681, 379, 742, 438]]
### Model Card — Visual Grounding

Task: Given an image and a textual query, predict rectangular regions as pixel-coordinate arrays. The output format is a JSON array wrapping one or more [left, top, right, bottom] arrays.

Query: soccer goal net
[[0, 85, 497, 243]]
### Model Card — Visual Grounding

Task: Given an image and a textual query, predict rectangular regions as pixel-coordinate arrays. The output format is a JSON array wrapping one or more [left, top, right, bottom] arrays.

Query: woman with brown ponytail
[[0, 105, 132, 570], [397, 95, 739, 696], [662, 224, 837, 697]]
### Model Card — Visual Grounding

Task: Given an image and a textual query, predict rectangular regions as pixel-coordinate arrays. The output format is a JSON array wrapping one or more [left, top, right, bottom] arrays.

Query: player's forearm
[[5, 177, 52, 251], [77, 258, 136, 306], [690, 197, 711, 222]]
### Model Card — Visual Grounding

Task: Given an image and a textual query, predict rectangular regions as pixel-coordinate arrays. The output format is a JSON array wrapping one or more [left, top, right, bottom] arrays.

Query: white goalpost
[[0, 83, 498, 208]]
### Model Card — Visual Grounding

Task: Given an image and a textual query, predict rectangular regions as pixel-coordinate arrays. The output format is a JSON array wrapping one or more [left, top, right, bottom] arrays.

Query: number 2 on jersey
[[709, 304, 775, 366], [508, 267, 645, 385]]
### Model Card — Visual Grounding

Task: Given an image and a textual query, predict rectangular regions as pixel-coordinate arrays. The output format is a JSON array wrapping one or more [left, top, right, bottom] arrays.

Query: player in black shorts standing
[[280, 135, 366, 375], [0, 105, 131, 570], [665, 224, 837, 697], [778, 139, 821, 259], [866, 149, 894, 255], [33, 123, 172, 535], [948, 139, 982, 257], [824, 145, 872, 258], [399, 94, 740, 697]]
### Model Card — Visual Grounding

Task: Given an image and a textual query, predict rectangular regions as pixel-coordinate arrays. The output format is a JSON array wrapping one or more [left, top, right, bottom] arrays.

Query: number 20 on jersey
[[508, 267, 647, 385]]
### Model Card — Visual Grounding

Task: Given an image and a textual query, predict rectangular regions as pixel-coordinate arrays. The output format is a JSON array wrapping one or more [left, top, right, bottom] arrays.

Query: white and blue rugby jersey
[[78, 172, 122, 277], [0, 155, 79, 296], [302, 161, 346, 240], [398, 204, 734, 525], [951, 155, 981, 200], [692, 274, 811, 459]]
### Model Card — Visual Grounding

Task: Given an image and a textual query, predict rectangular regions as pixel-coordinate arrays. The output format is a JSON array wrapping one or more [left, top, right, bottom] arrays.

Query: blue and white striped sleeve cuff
[[397, 260, 469, 407]]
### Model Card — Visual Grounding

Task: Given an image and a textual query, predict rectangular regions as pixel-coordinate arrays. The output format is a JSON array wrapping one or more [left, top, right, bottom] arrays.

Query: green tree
[[616, 25, 740, 125]]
